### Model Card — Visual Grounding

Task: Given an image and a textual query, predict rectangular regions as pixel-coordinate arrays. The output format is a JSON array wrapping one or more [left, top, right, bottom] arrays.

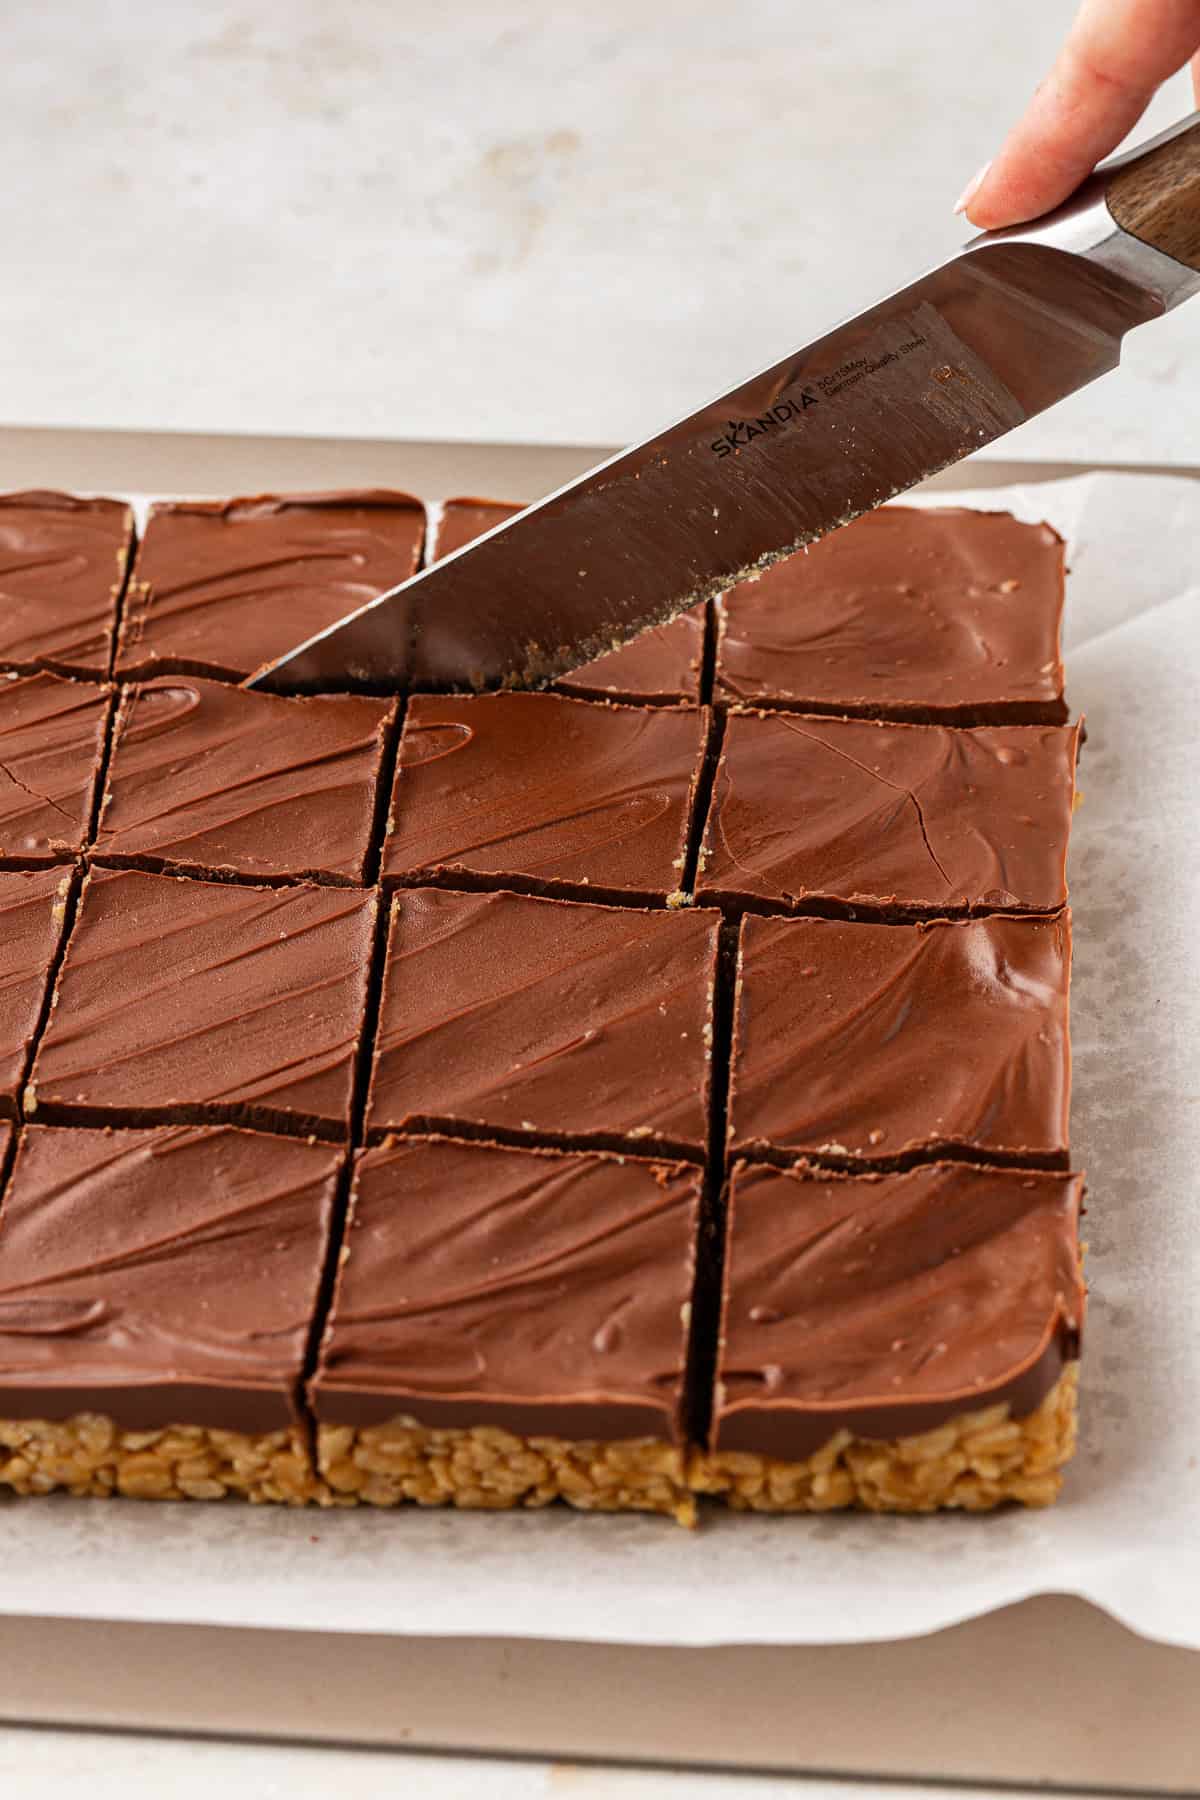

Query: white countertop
[[3, 0, 1196, 463], [0, 1731, 1112, 1800]]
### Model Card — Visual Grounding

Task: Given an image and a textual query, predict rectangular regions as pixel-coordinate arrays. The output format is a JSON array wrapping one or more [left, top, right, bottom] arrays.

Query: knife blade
[[249, 113, 1200, 695]]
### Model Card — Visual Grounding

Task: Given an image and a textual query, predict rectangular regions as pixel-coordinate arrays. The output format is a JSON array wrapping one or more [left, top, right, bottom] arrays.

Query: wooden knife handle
[[1107, 117, 1200, 272]]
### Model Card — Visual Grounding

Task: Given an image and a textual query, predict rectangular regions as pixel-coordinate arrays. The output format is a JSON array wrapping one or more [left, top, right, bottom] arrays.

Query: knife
[[249, 112, 1200, 695]]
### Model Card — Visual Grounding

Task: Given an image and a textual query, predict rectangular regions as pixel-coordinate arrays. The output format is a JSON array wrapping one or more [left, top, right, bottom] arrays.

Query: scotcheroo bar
[[364, 888, 720, 1155], [114, 492, 425, 684], [29, 869, 376, 1139], [696, 714, 1081, 916], [0, 675, 112, 866], [0, 869, 72, 1119], [693, 1160, 1084, 1512], [0, 492, 134, 679], [728, 912, 1072, 1167], [310, 1134, 701, 1523], [382, 691, 708, 903], [97, 678, 396, 885], [0, 1124, 342, 1502], [714, 506, 1067, 720]]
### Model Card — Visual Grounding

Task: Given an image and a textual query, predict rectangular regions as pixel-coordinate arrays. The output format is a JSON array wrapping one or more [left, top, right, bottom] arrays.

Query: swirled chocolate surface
[[0, 674, 111, 864], [698, 713, 1080, 915], [31, 869, 376, 1138], [0, 868, 72, 1118], [713, 1160, 1084, 1456], [435, 498, 705, 704], [366, 887, 719, 1154], [115, 491, 425, 683], [729, 912, 1071, 1164], [97, 677, 395, 883], [715, 507, 1067, 721], [382, 692, 707, 902], [0, 1123, 342, 1432], [311, 1133, 700, 1440], [0, 492, 134, 679]]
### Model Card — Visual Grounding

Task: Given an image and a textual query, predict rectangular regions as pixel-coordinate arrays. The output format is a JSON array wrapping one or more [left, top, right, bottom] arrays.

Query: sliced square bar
[[729, 912, 1071, 1166], [0, 868, 73, 1119], [381, 692, 708, 904], [693, 1160, 1084, 1511], [0, 674, 112, 864], [97, 677, 396, 884], [114, 491, 425, 683], [310, 1134, 701, 1520], [714, 507, 1067, 721], [431, 497, 522, 563], [0, 1123, 342, 1501], [30, 868, 375, 1138], [697, 714, 1081, 915], [0, 492, 135, 679], [365, 887, 719, 1156], [433, 497, 705, 705]]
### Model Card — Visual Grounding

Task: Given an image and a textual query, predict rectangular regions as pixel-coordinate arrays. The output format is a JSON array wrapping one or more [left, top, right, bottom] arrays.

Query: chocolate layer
[[0, 492, 135, 679], [115, 491, 425, 684], [1, 869, 72, 1118], [382, 692, 708, 903], [97, 677, 395, 884], [712, 1160, 1085, 1457], [311, 1134, 701, 1441], [697, 714, 1080, 915], [366, 887, 719, 1155], [729, 912, 1071, 1164], [555, 607, 706, 706], [432, 497, 522, 563], [0, 1124, 342, 1433], [31, 869, 376, 1138], [0, 674, 111, 864], [435, 498, 705, 704], [715, 507, 1067, 721]]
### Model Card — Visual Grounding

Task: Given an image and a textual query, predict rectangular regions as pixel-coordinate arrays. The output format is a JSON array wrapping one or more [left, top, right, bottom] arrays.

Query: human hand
[[956, 0, 1200, 227]]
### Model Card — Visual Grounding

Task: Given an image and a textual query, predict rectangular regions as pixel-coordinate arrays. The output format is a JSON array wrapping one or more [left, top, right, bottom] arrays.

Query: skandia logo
[[710, 391, 818, 458]]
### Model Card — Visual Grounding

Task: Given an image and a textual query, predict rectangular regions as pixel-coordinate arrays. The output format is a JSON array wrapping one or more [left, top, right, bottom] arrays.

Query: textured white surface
[[2, 1, 1196, 458], [0, 1732, 1094, 1800]]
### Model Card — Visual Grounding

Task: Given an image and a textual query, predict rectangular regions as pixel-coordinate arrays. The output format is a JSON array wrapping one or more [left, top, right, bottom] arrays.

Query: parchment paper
[[1, 471, 1197, 1650]]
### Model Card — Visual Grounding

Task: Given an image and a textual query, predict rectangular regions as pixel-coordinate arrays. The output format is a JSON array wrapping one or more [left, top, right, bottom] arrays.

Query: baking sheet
[[1, 469, 1197, 1652]]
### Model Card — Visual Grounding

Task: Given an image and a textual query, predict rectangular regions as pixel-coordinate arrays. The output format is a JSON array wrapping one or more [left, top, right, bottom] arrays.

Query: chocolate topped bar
[[366, 887, 719, 1154], [709, 1160, 1084, 1458], [382, 692, 707, 903], [432, 497, 521, 563], [0, 492, 134, 679], [555, 608, 706, 706], [0, 674, 111, 864], [97, 677, 395, 884], [729, 912, 1071, 1165], [115, 491, 425, 684], [697, 714, 1080, 915], [0, 1124, 342, 1433], [311, 1134, 700, 1443], [1, 869, 72, 1119], [30, 869, 375, 1138], [434, 498, 705, 705], [715, 507, 1067, 721]]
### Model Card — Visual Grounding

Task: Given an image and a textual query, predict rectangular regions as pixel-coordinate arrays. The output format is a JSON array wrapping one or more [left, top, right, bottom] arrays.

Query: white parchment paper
[[1, 471, 1197, 1649]]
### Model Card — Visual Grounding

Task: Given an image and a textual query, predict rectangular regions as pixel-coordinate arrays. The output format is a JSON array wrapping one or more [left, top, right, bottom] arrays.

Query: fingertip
[[953, 160, 992, 217]]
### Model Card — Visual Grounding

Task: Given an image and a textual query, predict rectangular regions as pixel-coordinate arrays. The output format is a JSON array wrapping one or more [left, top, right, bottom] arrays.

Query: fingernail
[[954, 160, 992, 216]]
